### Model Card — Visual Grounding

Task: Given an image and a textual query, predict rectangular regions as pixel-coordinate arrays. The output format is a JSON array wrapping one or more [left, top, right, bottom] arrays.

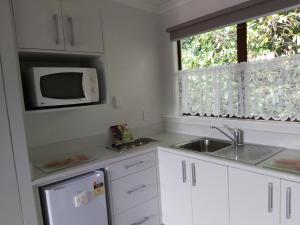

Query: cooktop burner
[[108, 138, 159, 152]]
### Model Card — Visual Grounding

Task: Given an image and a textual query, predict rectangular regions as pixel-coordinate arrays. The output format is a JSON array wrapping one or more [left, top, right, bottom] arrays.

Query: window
[[180, 25, 237, 69], [177, 8, 300, 121], [247, 9, 300, 61]]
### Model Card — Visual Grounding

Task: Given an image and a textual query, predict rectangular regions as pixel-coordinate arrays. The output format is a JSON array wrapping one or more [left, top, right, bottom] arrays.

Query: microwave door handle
[[82, 74, 89, 99]]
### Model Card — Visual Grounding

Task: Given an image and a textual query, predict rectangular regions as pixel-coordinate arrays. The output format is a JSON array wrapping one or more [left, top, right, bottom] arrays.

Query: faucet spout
[[210, 126, 243, 146]]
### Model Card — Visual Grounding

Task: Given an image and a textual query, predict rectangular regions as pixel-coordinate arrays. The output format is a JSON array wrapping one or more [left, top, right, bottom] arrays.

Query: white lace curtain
[[178, 54, 300, 121]]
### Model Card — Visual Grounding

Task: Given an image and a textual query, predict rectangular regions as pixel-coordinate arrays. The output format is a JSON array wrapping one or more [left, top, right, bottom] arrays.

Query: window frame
[[177, 10, 300, 121]]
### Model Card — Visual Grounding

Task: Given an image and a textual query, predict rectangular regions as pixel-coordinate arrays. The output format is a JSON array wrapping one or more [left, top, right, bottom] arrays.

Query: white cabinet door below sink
[[281, 180, 300, 225], [229, 168, 280, 225], [191, 160, 229, 225], [158, 151, 193, 225]]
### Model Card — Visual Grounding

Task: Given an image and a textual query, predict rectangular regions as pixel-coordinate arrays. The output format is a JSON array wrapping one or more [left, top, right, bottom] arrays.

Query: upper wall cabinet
[[12, 0, 104, 53], [61, 0, 104, 53], [12, 0, 64, 51]]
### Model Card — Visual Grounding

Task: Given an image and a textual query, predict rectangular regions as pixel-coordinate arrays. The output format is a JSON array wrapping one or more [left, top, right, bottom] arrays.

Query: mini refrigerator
[[40, 170, 109, 225]]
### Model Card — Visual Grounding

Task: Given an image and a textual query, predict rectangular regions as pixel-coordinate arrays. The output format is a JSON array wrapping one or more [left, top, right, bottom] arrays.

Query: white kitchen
[[1, 0, 300, 225]]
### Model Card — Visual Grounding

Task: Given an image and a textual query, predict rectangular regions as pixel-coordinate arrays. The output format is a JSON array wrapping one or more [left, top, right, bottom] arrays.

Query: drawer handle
[[182, 160, 187, 183], [268, 183, 273, 213], [191, 163, 196, 186], [131, 216, 149, 225], [125, 161, 145, 169], [286, 187, 292, 219], [127, 184, 148, 194]]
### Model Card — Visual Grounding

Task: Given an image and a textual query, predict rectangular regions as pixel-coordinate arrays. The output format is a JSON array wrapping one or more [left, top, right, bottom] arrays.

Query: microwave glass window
[[40, 73, 85, 99]]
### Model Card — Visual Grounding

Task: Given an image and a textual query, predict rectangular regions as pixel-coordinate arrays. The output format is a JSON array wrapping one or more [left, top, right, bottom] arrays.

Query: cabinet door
[[12, 0, 64, 50], [62, 0, 104, 53], [229, 168, 280, 225], [0, 61, 23, 225], [281, 180, 300, 225], [191, 160, 229, 225], [158, 150, 193, 225]]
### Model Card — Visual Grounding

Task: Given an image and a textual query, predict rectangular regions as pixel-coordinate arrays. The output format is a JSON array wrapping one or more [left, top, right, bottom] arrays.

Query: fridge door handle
[[104, 167, 113, 225]]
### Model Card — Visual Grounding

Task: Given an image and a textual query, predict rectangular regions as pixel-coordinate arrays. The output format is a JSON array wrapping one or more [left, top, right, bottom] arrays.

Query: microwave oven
[[24, 67, 99, 108]]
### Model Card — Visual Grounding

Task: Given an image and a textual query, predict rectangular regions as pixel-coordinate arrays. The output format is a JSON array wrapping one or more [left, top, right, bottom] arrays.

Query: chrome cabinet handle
[[67, 17, 75, 46], [131, 216, 149, 225], [125, 161, 145, 169], [182, 160, 186, 183], [127, 184, 147, 194], [191, 163, 196, 186], [268, 183, 273, 213], [286, 187, 292, 219], [53, 14, 60, 44]]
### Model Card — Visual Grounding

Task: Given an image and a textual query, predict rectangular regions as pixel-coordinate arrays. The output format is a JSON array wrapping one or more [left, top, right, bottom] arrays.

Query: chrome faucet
[[210, 126, 243, 146]]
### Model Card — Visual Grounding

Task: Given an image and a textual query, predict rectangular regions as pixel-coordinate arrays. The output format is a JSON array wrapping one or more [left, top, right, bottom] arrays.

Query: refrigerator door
[[41, 171, 108, 225]]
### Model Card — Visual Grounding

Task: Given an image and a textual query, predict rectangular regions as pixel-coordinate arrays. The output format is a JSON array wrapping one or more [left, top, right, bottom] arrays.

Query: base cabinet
[[114, 198, 160, 225], [158, 149, 229, 225], [158, 151, 193, 225], [191, 160, 229, 225], [281, 180, 300, 225], [108, 151, 159, 225], [229, 168, 280, 225]]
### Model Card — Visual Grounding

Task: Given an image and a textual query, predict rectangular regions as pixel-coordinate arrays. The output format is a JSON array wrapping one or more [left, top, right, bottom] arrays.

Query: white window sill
[[163, 115, 300, 135]]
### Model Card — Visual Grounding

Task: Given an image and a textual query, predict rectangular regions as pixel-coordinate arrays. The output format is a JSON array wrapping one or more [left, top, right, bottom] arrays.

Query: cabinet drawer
[[114, 198, 160, 225], [111, 167, 158, 215], [109, 151, 156, 181]]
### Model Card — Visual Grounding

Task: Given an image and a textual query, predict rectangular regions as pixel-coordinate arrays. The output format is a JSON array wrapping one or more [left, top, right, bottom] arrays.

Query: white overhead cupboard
[[0, 60, 24, 225], [12, 0, 104, 53]]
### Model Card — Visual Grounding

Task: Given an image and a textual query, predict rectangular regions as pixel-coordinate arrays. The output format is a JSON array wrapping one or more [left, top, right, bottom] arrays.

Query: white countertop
[[31, 132, 300, 187]]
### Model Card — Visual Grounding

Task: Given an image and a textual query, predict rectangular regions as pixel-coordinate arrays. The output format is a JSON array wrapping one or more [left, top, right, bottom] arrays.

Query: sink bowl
[[212, 144, 284, 165], [173, 138, 232, 153]]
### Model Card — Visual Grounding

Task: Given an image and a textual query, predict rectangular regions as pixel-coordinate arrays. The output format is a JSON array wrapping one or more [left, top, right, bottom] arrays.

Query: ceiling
[[112, 0, 193, 13]]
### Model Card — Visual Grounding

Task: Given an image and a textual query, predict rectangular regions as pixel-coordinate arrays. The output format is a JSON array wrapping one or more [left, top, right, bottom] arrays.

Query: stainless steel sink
[[212, 144, 284, 165], [172, 137, 284, 165], [173, 138, 232, 153]]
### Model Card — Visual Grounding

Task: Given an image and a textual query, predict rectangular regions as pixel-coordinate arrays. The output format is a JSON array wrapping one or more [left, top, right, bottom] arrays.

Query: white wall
[[24, 0, 163, 147]]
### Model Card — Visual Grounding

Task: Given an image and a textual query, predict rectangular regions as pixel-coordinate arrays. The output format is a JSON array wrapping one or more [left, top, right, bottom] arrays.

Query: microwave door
[[38, 72, 89, 107]]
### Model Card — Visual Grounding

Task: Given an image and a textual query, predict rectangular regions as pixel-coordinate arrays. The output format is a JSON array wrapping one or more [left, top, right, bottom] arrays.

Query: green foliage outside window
[[180, 8, 300, 70], [248, 9, 300, 61], [181, 25, 237, 69]]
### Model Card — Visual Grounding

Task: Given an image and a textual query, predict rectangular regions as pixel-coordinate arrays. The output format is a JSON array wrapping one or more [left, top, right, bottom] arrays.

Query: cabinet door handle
[[182, 160, 187, 183], [125, 161, 145, 169], [67, 17, 75, 46], [268, 183, 273, 213], [53, 14, 60, 44], [191, 163, 196, 186], [127, 184, 148, 194], [286, 187, 292, 219], [131, 216, 149, 225]]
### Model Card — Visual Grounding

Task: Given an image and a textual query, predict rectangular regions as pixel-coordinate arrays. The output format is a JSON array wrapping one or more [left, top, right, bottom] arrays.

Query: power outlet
[[112, 96, 121, 108], [143, 110, 149, 121]]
